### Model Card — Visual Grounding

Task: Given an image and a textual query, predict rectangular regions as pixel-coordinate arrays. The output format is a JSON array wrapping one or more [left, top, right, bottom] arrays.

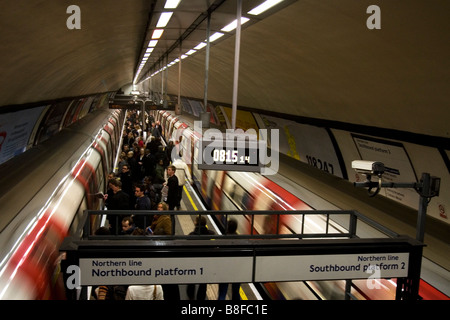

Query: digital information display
[[198, 139, 263, 172]]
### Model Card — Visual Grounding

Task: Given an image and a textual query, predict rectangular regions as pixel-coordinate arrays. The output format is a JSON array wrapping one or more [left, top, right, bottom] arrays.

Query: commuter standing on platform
[[150, 122, 160, 138], [105, 178, 130, 234], [119, 164, 133, 206], [149, 202, 172, 236], [133, 184, 152, 229], [120, 216, 135, 235], [171, 155, 192, 210], [165, 165, 179, 210], [126, 150, 139, 183]]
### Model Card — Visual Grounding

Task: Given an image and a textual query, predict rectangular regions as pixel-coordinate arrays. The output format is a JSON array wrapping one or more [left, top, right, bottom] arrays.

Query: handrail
[[80, 209, 400, 241]]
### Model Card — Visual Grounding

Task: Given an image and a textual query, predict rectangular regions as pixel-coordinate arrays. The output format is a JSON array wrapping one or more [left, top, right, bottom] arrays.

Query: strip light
[[248, 0, 284, 15], [152, 29, 164, 39], [156, 12, 173, 28], [221, 17, 250, 32], [164, 0, 181, 9], [148, 40, 158, 47], [194, 42, 207, 50], [209, 32, 224, 42]]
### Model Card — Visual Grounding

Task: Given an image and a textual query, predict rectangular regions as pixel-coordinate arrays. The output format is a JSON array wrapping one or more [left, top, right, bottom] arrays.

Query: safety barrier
[[60, 210, 423, 300]]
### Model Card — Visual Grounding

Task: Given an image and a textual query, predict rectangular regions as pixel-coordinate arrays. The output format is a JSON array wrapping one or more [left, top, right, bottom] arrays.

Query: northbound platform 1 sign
[[79, 256, 253, 285]]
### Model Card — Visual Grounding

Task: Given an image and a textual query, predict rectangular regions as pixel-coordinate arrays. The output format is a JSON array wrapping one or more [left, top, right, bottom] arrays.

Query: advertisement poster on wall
[[257, 114, 344, 178], [352, 134, 419, 209], [0, 107, 45, 166]]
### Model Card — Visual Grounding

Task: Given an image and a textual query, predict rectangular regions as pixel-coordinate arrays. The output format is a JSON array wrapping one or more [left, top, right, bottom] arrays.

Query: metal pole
[[141, 100, 145, 131], [200, 11, 212, 128], [150, 76, 153, 102], [416, 173, 431, 242], [164, 54, 169, 108], [175, 42, 182, 115], [178, 44, 181, 105], [204, 12, 211, 113], [231, 0, 242, 130], [161, 60, 164, 105]]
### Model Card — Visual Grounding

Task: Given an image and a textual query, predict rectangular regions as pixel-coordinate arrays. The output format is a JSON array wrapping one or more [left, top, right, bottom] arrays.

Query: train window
[[168, 119, 175, 138], [232, 184, 248, 210], [192, 142, 201, 182], [206, 170, 217, 200], [222, 175, 236, 198], [214, 170, 224, 189], [106, 136, 113, 173], [222, 175, 249, 210], [96, 162, 104, 196], [68, 198, 88, 238]]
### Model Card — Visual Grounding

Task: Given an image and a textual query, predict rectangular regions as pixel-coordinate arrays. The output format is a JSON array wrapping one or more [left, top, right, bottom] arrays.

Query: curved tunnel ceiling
[[0, 0, 449, 139], [162, 0, 450, 138], [0, 0, 151, 106]]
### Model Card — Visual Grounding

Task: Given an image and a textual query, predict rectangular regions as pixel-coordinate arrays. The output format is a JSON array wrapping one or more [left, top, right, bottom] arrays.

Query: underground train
[[0, 108, 124, 299], [152, 109, 449, 300]]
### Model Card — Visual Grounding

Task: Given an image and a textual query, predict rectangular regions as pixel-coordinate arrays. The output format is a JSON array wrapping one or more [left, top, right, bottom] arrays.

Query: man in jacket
[[166, 165, 179, 210]]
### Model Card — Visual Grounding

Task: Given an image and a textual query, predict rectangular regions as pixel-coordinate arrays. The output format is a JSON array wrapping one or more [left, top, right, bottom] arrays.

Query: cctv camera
[[351, 160, 385, 176]]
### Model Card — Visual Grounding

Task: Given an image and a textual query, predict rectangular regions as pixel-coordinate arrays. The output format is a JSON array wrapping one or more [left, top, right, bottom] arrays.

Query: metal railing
[[81, 209, 400, 241]]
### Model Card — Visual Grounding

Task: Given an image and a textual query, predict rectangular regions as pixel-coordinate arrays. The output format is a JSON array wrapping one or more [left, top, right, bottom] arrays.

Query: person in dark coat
[[133, 184, 152, 229], [165, 165, 179, 210], [119, 164, 134, 208], [105, 178, 130, 234]]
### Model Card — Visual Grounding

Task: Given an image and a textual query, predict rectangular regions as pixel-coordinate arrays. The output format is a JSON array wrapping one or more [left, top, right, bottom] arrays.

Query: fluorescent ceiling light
[[148, 40, 158, 47], [181, 54, 188, 59], [144, 53, 150, 58], [186, 49, 196, 55], [209, 32, 224, 42], [221, 17, 250, 32], [248, 0, 283, 15], [156, 12, 173, 28], [146, 47, 154, 53], [164, 0, 181, 9], [152, 29, 164, 39], [194, 42, 207, 50]]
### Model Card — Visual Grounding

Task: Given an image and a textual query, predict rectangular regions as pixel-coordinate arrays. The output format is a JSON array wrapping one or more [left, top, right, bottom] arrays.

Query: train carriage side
[[0, 109, 123, 299]]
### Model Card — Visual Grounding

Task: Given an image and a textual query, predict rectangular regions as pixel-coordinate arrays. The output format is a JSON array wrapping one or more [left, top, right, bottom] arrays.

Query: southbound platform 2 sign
[[255, 253, 409, 282], [79, 253, 409, 285]]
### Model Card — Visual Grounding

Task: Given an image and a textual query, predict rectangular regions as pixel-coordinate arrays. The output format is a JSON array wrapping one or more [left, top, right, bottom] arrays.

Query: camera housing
[[351, 160, 385, 176]]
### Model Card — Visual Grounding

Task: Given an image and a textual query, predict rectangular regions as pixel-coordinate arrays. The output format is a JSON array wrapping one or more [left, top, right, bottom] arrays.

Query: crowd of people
[[93, 111, 240, 301], [103, 110, 191, 233]]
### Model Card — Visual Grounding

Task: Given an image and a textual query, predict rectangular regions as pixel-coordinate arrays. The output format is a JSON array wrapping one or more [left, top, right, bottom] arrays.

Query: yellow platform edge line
[[183, 185, 198, 211], [240, 287, 248, 300]]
